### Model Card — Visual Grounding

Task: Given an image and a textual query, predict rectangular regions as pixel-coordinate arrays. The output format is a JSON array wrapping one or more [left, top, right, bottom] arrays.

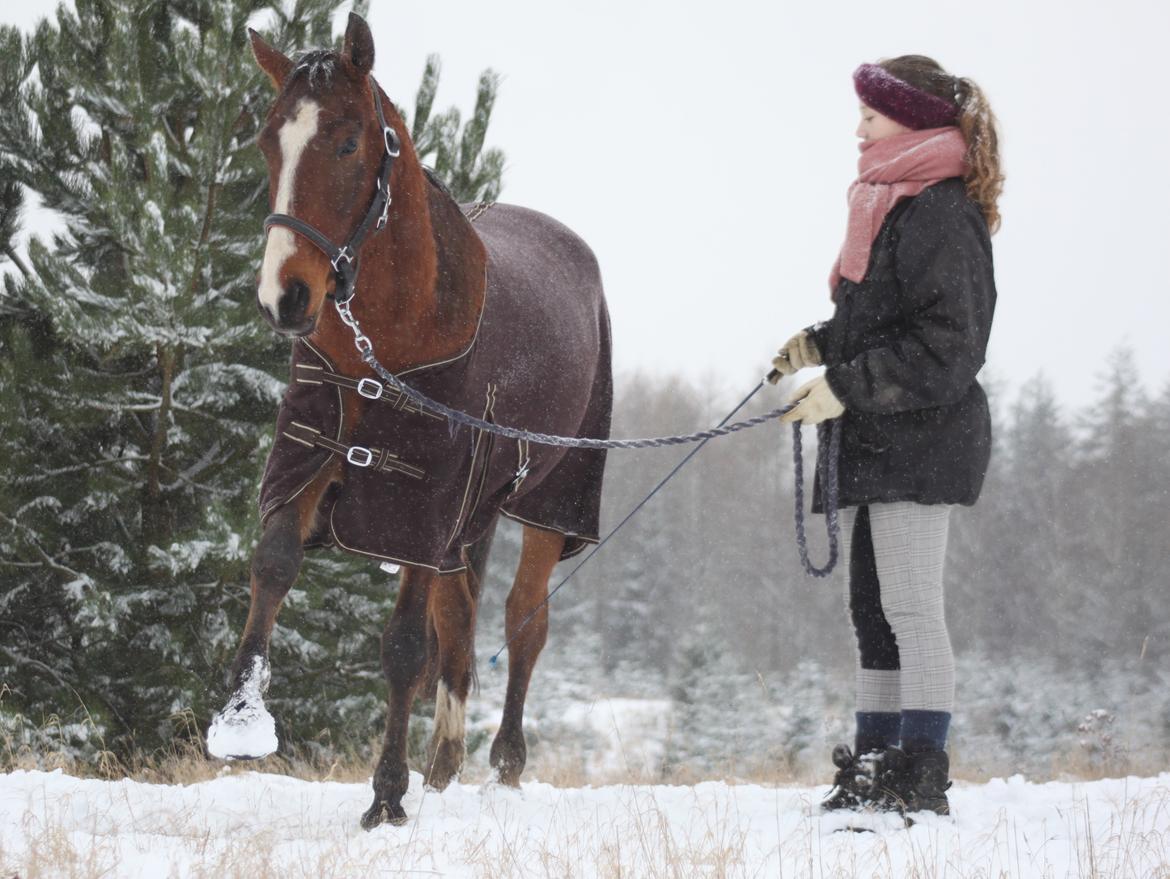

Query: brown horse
[[207, 14, 611, 829]]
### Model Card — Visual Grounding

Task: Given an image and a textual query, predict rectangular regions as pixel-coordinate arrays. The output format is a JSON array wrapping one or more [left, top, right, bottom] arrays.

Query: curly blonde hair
[[879, 55, 1004, 233]]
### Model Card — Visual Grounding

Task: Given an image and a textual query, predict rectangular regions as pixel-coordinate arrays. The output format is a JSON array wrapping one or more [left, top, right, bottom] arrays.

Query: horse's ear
[[342, 12, 375, 75], [248, 28, 292, 90]]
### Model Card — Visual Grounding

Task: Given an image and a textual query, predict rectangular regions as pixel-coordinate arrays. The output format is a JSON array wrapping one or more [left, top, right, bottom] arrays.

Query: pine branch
[[0, 643, 73, 691], [411, 54, 440, 144], [0, 511, 87, 582], [10, 454, 150, 483], [2, 246, 31, 278]]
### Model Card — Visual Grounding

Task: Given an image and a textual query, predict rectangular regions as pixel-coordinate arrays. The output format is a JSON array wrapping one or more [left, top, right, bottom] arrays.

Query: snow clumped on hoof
[[206, 655, 278, 760]]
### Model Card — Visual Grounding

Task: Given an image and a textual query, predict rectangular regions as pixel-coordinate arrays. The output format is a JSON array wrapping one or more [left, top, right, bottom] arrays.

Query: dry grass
[[4, 684, 1167, 791], [1, 706, 379, 787], [6, 731, 1167, 792]]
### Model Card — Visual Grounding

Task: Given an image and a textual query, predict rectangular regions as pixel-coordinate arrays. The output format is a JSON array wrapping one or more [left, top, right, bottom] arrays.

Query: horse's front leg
[[489, 526, 564, 786], [363, 567, 435, 829], [207, 466, 336, 760]]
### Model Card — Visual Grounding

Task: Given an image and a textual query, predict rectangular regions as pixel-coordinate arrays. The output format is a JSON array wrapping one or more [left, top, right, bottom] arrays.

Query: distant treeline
[[540, 352, 1170, 680]]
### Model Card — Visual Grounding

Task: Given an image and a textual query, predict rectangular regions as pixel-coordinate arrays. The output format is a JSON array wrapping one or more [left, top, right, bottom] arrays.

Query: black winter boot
[[820, 744, 865, 811], [904, 749, 951, 815], [820, 744, 900, 812], [869, 745, 913, 812]]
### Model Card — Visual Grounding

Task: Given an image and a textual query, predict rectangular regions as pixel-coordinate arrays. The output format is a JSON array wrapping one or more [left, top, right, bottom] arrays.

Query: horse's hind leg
[[424, 567, 478, 791], [363, 566, 435, 830], [490, 525, 565, 786]]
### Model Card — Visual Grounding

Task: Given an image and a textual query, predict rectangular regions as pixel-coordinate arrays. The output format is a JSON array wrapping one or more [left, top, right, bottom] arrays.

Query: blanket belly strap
[[283, 421, 425, 479]]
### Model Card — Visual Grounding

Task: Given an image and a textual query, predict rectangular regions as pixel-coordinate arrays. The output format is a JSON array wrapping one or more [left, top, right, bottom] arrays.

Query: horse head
[[249, 13, 415, 337]]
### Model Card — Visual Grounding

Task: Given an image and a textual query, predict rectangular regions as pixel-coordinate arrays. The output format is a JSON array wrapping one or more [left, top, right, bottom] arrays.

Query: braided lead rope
[[358, 347, 791, 450]]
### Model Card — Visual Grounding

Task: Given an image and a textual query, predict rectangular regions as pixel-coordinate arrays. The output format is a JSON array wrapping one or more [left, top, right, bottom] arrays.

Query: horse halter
[[263, 76, 401, 305]]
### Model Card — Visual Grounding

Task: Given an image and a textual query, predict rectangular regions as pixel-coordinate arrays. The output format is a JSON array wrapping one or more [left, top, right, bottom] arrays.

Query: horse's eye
[[338, 137, 358, 157]]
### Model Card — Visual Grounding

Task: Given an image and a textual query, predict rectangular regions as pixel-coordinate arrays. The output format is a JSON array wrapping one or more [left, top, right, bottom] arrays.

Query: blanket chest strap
[[283, 421, 425, 479]]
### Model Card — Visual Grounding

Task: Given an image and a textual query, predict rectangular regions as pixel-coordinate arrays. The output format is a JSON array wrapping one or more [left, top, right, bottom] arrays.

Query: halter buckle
[[331, 246, 355, 273], [376, 191, 392, 230], [357, 378, 383, 400], [383, 126, 401, 158], [346, 446, 374, 467]]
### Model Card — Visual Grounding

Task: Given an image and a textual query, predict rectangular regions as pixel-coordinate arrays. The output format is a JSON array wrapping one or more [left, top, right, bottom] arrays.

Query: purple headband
[[853, 63, 959, 130]]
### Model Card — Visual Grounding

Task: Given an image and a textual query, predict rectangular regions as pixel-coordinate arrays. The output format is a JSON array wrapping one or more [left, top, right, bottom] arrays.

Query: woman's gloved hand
[[779, 375, 844, 425], [768, 330, 821, 383]]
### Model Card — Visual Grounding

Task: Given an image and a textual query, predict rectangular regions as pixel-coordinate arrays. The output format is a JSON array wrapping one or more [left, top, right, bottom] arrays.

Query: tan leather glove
[[769, 330, 822, 383], [779, 375, 845, 425]]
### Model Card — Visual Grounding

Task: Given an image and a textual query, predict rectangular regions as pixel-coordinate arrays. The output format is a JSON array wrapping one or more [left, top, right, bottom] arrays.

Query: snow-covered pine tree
[[662, 620, 777, 776], [0, 174, 31, 281], [409, 54, 505, 204], [0, 1, 505, 761]]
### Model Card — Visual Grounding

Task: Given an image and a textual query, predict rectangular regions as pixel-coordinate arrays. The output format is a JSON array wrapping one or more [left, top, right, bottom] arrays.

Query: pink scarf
[[830, 127, 967, 296]]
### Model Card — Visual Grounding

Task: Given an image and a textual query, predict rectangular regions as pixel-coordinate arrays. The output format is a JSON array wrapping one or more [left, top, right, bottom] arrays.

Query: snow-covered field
[[2, 768, 1168, 878]]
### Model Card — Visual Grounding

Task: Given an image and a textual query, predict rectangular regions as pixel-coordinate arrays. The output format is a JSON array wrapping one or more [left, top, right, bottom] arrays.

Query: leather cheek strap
[[261, 76, 399, 305]]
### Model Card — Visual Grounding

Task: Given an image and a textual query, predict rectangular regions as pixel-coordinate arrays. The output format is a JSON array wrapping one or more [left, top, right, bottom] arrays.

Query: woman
[[771, 56, 1001, 815]]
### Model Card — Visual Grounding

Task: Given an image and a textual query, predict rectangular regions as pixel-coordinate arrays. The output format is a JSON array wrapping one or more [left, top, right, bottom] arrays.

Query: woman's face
[[856, 104, 911, 142]]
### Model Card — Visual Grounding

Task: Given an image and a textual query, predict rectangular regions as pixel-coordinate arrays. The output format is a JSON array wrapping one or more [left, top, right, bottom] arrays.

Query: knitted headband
[[853, 63, 959, 130]]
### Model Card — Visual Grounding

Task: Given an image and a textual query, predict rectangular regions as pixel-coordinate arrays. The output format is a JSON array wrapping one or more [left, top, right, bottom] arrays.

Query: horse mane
[[421, 165, 453, 198], [288, 49, 340, 91]]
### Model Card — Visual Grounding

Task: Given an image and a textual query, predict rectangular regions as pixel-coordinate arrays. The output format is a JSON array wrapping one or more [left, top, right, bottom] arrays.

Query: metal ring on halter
[[357, 377, 383, 399], [346, 446, 374, 467], [335, 299, 360, 329]]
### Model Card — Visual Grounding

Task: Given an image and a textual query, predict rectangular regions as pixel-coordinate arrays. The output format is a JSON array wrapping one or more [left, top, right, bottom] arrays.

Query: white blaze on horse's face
[[258, 98, 321, 317]]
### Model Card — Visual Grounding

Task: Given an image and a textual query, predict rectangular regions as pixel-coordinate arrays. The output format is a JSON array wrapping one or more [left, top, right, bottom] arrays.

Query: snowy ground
[[2, 769, 1168, 878]]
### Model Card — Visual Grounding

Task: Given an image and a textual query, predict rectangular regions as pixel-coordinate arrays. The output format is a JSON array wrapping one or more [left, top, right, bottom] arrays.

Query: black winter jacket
[[809, 177, 996, 509]]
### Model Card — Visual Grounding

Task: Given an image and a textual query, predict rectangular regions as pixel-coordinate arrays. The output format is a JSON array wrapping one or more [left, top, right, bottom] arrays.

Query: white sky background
[[5, 0, 1168, 408]]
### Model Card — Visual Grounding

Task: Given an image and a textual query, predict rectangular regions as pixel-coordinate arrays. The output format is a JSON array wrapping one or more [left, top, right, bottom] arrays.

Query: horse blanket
[[258, 204, 612, 573]]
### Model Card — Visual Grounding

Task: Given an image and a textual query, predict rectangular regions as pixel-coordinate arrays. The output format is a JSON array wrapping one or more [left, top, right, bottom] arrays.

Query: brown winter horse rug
[[258, 201, 611, 572]]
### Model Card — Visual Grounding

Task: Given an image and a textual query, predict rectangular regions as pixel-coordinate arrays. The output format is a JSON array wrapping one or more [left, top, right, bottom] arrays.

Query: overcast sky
[[6, 1, 1168, 409]]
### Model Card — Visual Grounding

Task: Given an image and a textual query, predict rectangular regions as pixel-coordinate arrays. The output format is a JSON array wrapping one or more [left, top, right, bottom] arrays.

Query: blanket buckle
[[347, 446, 374, 467], [357, 378, 383, 400]]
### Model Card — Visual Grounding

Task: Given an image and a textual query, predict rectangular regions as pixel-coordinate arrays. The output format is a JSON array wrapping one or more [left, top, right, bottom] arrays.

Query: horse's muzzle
[[258, 278, 319, 337]]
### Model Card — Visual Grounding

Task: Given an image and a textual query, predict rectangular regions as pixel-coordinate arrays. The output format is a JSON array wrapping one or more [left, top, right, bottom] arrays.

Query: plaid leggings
[[838, 502, 954, 713]]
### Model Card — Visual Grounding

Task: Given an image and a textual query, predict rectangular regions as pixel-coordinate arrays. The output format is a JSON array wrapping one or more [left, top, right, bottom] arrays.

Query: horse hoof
[[496, 769, 522, 788], [424, 740, 464, 792], [483, 768, 523, 793], [206, 700, 277, 761], [361, 799, 407, 830], [488, 750, 524, 787], [208, 657, 277, 760], [489, 735, 525, 787], [424, 771, 456, 792]]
